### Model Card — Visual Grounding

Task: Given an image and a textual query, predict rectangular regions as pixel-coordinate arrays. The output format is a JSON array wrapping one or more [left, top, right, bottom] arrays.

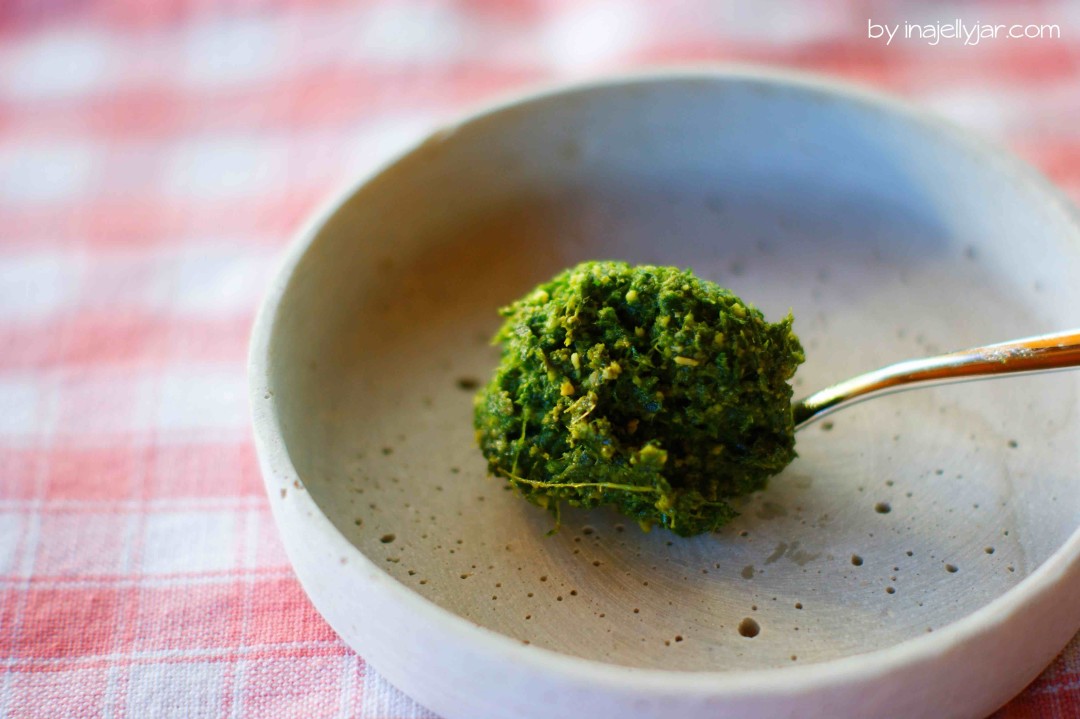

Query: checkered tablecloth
[[1, 1, 1077, 717]]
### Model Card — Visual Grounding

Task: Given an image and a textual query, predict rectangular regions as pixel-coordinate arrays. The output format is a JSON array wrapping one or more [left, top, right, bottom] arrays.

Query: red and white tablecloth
[[0, 1, 1077, 717]]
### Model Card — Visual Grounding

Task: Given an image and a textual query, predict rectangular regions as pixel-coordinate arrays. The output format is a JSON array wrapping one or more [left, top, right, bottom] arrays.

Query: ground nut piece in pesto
[[474, 261, 805, 537]]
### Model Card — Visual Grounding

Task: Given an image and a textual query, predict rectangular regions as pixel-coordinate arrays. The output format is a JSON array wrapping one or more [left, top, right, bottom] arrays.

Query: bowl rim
[[248, 64, 1080, 700]]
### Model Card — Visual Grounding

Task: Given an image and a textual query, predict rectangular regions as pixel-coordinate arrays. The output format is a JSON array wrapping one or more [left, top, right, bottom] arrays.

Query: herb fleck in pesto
[[474, 261, 804, 537]]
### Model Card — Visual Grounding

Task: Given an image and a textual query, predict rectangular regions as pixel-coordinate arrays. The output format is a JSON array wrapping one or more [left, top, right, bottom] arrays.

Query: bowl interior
[[267, 76, 1080, 671]]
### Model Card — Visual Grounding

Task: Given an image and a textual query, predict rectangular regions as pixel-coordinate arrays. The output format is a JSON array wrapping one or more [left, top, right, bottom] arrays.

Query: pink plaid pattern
[[1, 1, 1077, 717]]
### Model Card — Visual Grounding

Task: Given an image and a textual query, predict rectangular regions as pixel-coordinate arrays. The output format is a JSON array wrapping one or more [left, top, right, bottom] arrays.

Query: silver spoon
[[792, 329, 1080, 430]]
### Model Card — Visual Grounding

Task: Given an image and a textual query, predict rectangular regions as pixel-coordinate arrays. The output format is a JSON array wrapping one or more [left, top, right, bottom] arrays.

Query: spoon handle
[[792, 329, 1080, 430]]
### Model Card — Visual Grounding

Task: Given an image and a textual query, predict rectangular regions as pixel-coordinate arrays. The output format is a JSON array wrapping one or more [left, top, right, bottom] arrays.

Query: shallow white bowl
[[249, 68, 1080, 719]]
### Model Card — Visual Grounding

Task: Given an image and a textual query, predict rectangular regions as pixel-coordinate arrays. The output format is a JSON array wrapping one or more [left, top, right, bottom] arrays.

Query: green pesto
[[474, 261, 805, 537]]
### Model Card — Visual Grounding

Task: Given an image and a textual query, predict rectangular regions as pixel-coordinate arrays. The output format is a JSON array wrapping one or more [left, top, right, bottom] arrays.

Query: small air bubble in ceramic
[[738, 617, 761, 638]]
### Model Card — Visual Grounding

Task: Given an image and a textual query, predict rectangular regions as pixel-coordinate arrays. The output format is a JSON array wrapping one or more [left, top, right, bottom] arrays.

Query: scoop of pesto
[[474, 261, 805, 537]]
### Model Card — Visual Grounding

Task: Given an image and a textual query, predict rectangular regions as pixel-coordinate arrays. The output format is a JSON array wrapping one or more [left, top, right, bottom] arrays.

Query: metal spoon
[[792, 329, 1080, 430]]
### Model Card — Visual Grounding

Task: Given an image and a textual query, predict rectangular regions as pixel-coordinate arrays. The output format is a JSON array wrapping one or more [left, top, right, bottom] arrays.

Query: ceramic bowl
[[249, 68, 1080, 719]]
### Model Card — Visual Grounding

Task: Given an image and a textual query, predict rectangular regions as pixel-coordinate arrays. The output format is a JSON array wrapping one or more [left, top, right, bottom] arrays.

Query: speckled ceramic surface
[[250, 69, 1080, 718]]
